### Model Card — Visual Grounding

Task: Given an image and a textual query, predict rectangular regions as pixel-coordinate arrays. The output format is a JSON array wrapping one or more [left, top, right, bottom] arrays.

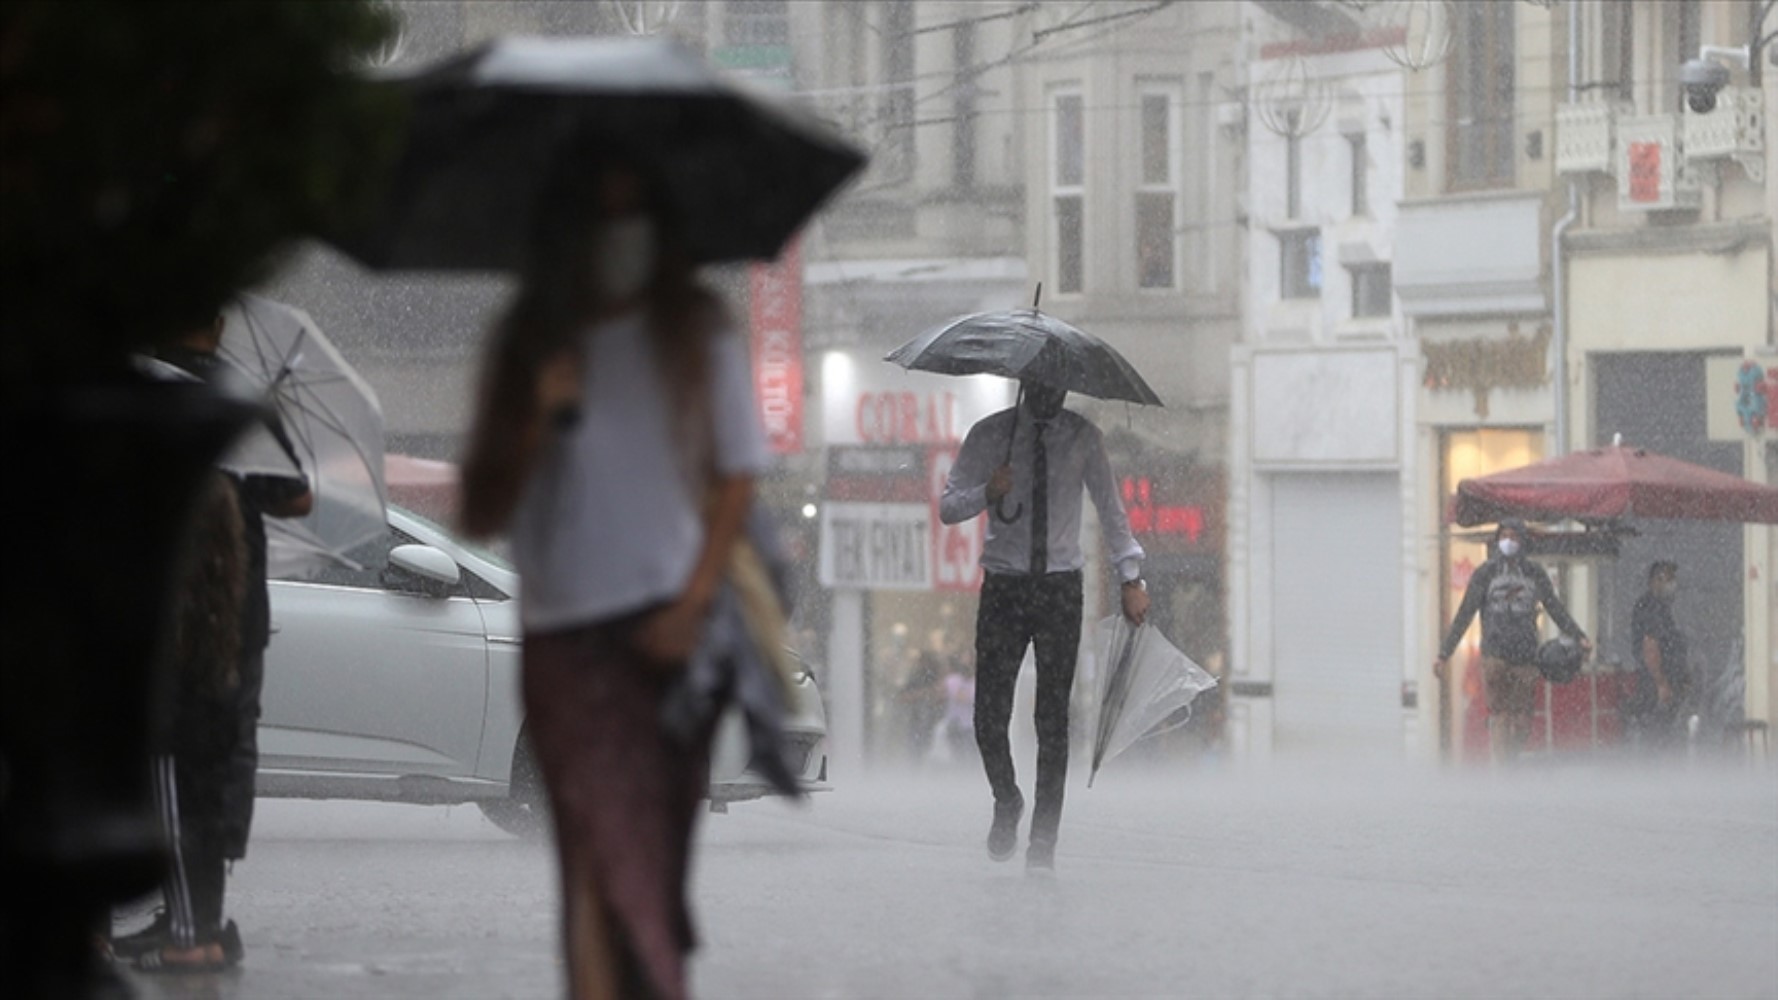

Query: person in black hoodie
[[131, 471, 248, 972], [115, 314, 311, 966], [1435, 519, 1591, 762], [1626, 560, 1689, 748]]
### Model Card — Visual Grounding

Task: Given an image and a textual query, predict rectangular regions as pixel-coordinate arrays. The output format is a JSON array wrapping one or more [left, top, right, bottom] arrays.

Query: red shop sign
[[1120, 476, 1204, 543], [750, 240, 804, 455]]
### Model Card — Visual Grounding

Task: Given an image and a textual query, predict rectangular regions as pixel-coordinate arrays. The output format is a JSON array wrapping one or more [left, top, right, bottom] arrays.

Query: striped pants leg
[[150, 755, 225, 949]]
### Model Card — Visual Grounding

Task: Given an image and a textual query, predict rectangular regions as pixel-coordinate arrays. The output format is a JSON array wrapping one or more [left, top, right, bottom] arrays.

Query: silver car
[[257, 505, 828, 833]]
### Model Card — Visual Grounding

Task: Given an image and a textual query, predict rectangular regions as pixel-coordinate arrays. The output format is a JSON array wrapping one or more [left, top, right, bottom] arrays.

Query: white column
[[826, 589, 867, 780], [1227, 348, 1265, 759]]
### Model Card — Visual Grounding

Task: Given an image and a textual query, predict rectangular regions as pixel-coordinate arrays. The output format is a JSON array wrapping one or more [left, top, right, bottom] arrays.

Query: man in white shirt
[[940, 380, 1147, 872]]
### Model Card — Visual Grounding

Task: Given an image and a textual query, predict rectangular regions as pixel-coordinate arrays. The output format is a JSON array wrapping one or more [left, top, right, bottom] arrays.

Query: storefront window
[[867, 591, 979, 767], [1439, 428, 1542, 760]]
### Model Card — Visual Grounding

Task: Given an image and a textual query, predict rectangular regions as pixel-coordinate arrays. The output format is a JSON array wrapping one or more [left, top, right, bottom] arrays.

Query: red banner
[[750, 240, 804, 455], [1627, 142, 1661, 203]]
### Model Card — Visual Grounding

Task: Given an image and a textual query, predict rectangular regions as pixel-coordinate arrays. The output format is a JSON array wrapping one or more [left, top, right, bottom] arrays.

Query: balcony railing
[[1557, 92, 1764, 199]]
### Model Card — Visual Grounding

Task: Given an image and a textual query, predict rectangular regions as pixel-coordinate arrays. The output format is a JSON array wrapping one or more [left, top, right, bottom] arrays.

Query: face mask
[[590, 215, 656, 301], [1497, 538, 1521, 558]]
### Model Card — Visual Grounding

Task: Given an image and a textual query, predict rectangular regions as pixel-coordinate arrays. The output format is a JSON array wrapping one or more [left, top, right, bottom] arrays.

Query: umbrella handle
[[995, 498, 1024, 523]]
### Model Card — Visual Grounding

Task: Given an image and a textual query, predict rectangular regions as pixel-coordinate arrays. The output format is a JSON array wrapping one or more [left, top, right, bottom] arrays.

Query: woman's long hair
[[459, 150, 725, 539]]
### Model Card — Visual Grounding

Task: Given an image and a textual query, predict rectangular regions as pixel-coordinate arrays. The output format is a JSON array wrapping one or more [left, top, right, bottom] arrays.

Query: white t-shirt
[[509, 310, 770, 632]]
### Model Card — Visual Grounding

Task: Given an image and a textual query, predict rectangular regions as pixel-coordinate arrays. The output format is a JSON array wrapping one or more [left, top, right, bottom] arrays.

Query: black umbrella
[[883, 293, 1164, 407], [336, 36, 867, 271], [884, 286, 1162, 520]]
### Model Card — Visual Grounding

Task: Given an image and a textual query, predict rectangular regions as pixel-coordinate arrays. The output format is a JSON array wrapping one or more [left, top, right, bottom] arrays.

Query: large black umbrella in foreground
[[336, 36, 867, 271]]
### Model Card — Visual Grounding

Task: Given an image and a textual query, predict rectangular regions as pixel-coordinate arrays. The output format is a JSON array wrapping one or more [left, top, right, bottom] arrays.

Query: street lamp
[[1376, 0, 1453, 73], [1252, 53, 1331, 139]]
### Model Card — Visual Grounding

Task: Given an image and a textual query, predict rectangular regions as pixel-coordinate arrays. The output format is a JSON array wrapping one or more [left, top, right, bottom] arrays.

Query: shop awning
[[1449, 444, 1778, 526]]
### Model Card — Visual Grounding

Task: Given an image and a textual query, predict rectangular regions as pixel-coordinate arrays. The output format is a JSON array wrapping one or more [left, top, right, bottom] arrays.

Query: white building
[[1228, 3, 1418, 757], [1018, 1, 1246, 720]]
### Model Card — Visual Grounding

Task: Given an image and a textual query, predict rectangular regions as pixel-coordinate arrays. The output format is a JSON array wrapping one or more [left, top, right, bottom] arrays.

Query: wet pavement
[[123, 760, 1778, 999]]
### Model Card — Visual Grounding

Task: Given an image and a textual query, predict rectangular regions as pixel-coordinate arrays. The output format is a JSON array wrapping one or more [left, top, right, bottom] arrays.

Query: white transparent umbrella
[[1088, 616, 1219, 787], [219, 294, 387, 576]]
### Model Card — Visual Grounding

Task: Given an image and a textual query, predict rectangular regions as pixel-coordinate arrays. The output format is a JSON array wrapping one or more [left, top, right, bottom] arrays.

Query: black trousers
[[222, 648, 264, 860], [150, 755, 227, 948], [973, 570, 1082, 848]]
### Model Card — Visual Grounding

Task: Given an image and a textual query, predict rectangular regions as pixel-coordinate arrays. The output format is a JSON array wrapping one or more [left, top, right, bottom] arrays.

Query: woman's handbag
[[725, 518, 797, 701], [659, 506, 807, 799]]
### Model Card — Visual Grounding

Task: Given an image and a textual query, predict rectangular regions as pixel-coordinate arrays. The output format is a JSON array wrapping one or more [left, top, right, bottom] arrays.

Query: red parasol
[[1450, 444, 1778, 527]]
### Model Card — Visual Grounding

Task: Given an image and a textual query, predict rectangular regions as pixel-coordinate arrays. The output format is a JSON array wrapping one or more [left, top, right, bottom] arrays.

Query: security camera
[[1682, 58, 1732, 113]]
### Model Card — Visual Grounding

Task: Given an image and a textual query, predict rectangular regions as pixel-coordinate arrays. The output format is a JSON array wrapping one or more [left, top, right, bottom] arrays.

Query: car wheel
[[477, 728, 548, 839]]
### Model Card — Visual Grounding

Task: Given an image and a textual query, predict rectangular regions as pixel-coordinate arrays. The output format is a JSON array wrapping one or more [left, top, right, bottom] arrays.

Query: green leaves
[[0, 0, 405, 383]]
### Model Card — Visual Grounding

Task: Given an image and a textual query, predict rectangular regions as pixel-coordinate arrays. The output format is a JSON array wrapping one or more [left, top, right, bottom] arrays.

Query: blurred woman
[[459, 151, 768, 1000]]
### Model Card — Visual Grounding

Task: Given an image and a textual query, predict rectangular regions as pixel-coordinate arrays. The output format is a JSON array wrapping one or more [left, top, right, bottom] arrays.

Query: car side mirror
[[387, 544, 460, 594]]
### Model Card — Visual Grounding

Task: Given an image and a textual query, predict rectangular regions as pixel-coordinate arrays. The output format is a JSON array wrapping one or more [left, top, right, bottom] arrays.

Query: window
[[298, 528, 399, 589], [1448, 1, 1515, 190], [1279, 230, 1321, 299], [879, 1, 915, 180], [723, 0, 789, 48], [1052, 88, 1085, 294], [1056, 198, 1085, 295], [1347, 133, 1369, 217], [1136, 86, 1182, 290], [1659, 1, 1701, 112], [953, 21, 976, 190], [1600, 1, 1633, 104], [1193, 70, 1218, 292], [1349, 263, 1392, 318]]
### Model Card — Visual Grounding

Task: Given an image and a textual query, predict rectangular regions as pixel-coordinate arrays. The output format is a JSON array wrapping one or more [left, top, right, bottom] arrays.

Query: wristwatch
[[1121, 577, 1146, 592]]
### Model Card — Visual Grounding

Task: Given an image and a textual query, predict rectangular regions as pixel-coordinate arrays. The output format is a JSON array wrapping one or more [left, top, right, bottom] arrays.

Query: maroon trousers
[[522, 620, 712, 1000]]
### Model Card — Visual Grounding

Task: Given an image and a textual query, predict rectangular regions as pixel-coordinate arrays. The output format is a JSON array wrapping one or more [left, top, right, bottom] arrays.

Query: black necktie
[[1030, 421, 1048, 575]]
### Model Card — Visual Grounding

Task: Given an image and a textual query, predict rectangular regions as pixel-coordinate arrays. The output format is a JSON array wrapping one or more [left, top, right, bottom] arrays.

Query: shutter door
[[1270, 473, 1403, 752]]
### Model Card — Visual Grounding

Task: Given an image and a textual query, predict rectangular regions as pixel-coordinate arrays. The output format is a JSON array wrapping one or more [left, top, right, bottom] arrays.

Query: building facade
[[1550, 0, 1775, 748], [768, 1, 1035, 773], [1018, 2, 1245, 761], [1232, 0, 1775, 762], [1401, 0, 1775, 760], [1228, 2, 1417, 757], [793, 1, 1247, 770]]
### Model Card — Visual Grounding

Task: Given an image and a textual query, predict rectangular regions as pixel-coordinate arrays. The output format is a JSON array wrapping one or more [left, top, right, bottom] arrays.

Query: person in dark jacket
[[116, 315, 311, 965], [128, 472, 248, 971], [1434, 519, 1591, 762], [162, 316, 311, 844], [1627, 560, 1689, 748]]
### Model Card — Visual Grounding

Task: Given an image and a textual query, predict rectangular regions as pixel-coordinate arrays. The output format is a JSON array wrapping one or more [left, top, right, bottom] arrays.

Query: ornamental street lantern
[[1253, 53, 1331, 139], [1373, 0, 1454, 72]]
